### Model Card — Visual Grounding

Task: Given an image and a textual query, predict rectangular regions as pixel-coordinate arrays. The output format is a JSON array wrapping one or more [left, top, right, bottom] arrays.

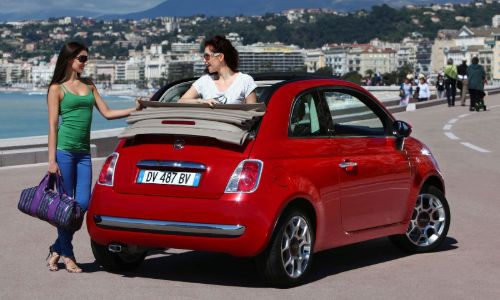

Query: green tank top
[[57, 84, 95, 153]]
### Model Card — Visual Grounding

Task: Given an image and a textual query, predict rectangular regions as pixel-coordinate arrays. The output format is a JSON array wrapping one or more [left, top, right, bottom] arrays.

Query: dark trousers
[[469, 89, 483, 110], [445, 79, 456, 106]]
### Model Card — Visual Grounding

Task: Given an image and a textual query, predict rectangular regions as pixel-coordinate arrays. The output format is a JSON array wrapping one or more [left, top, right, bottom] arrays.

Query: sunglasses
[[202, 52, 220, 60], [75, 55, 88, 63]]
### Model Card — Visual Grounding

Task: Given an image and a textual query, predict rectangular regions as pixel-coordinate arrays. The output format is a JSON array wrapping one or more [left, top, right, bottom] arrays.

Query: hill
[[0, 0, 470, 21], [110, 0, 470, 19]]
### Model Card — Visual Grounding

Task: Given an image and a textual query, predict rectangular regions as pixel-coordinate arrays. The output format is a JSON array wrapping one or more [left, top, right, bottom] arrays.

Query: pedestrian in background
[[399, 77, 412, 106], [444, 58, 458, 107], [457, 59, 468, 106], [417, 76, 430, 101], [435, 74, 445, 99], [46, 41, 142, 273], [467, 56, 486, 111]]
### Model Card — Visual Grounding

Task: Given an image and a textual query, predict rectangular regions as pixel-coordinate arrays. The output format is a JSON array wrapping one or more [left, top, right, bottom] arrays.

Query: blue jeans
[[51, 149, 92, 257]]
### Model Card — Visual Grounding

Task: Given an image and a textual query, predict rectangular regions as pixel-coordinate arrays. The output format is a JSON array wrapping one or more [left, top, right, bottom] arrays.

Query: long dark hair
[[205, 35, 239, 72], [48, 41, 89, 91]]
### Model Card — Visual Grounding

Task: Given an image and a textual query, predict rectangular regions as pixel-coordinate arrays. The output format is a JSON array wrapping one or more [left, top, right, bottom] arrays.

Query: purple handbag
[[18, 173, 84, 231]]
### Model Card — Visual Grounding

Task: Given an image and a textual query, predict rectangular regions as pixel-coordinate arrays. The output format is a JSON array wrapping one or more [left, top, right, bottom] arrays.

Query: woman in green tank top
[[45, 41, 143, 273]]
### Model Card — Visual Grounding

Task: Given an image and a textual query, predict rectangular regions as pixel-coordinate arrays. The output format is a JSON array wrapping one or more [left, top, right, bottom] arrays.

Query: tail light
[[98, 152, 119, 186], [225, 160, 263, 193]]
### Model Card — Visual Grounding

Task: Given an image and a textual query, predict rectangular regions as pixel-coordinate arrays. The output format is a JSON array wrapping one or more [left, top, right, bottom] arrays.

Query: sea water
[[0, 91, 135, 139]]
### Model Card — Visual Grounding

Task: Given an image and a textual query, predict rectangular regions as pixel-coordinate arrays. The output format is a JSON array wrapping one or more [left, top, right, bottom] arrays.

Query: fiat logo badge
[[173, 139, 185, 150]]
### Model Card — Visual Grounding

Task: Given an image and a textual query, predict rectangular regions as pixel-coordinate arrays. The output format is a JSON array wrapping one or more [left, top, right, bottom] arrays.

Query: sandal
[[61, 256, 82, 273], [46, 246, 60, 272]]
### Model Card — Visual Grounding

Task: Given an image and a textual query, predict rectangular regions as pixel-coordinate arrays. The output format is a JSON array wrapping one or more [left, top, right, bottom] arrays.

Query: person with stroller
[[467, 56, 486, 111]]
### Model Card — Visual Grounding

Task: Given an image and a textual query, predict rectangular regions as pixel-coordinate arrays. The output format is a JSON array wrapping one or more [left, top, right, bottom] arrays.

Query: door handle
[[339, 161, 358, 172]]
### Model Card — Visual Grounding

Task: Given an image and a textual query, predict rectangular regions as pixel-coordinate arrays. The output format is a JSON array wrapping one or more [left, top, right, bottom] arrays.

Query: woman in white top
[[179, 35, 257, 106], [417, 77, 431, 101]]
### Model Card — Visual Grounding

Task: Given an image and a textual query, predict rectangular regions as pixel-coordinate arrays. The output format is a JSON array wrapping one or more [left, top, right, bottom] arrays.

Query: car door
[[320, 88, 412, 232], [286, 89, 341, 219]]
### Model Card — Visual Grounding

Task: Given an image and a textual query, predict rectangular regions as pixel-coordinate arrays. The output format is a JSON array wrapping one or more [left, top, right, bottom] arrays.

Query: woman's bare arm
[[245, 91, 257, 104], [47, 84, 61, 174], [92, 85, 141, 119], [179, 85, 219, 106]]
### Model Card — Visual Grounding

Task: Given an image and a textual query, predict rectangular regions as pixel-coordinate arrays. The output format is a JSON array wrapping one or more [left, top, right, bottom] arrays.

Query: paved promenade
[[1, 94, 500, 299]]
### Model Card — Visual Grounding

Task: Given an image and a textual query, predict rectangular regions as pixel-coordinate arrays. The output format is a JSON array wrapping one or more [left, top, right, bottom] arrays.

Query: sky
[[0, 0, 165, 14]]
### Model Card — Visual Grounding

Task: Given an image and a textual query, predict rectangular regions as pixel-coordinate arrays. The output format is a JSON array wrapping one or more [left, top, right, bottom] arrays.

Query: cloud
[[0, 0, 165, 14]]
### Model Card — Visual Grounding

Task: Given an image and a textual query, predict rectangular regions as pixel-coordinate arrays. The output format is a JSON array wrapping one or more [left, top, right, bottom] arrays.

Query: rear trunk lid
[[113, 135, 254, 199]]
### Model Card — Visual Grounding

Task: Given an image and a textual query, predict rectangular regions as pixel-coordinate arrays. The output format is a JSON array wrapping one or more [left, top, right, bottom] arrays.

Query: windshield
[[157, 79, 283, 103]]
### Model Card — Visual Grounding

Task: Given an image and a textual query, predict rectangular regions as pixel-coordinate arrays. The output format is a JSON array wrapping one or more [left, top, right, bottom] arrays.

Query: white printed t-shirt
[[192, 73, 257, 104]]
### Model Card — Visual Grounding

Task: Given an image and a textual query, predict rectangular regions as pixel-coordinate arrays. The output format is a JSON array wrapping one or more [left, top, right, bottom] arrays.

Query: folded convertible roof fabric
[[118, 102, 266, 146]]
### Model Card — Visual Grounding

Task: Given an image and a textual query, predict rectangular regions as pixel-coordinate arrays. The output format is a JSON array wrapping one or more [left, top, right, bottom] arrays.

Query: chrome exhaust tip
[[108, 244, 123, 253]]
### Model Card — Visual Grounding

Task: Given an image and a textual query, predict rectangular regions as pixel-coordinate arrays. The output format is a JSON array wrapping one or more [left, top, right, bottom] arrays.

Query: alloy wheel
[[281, 216, 312, 278], [407, 193, 447, 246]]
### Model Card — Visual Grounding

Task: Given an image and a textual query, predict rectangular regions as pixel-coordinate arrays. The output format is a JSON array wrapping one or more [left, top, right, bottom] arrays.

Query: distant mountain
[[0, 0, 471, 22], [107, 0, 471, 19]]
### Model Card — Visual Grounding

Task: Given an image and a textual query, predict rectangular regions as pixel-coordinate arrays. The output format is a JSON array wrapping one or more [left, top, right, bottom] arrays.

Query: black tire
[[390, 185, 450, 253], [91, 240, 147, 272], [256, 209, 315, 288]]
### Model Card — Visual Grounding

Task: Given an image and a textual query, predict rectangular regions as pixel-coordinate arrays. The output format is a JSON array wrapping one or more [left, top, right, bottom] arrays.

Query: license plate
[[137, 170, 201, 187]]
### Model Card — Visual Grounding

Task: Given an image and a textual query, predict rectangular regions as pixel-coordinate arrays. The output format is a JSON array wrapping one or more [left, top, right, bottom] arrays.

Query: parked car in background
[[87, 75, 450, 287]]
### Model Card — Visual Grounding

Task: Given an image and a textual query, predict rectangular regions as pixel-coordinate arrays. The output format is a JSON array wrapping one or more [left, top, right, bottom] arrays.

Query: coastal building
[[168, 61, 194, 82], [0, 60, 31, 84], [236, 43, 306, 73], [144, 54, 169, 86], [397, 44, 417, 69], [31, 62, 55, 86], [415, 38, 433, 74], [161, 17, 179, 33], [323, 45, 349, 77], [125, 57, 145, 83], [226, 32, 243, 46], [193, 60, 206, 76], [359, 45, 397, 76], [431, 29, 458, 73], [346, 45, 361, 74], [304, 49, 326, 73], [115, 61, 127, 82], [94, 60, 118, 83], [323, 42, 399, 77], [171, 42, 200, 54], [493, 33, 500, 81]]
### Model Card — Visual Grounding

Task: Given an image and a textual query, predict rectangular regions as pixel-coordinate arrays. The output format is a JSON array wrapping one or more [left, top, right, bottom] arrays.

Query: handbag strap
[[46, 173, 69, 195], [55, 174, 69, 195], [39, 173, 51, 188]]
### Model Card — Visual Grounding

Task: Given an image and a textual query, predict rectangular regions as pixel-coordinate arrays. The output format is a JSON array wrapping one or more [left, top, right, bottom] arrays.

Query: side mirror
[[393, 120, 412, 138]]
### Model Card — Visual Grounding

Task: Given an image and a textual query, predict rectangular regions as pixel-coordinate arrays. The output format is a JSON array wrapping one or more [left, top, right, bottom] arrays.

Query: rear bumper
[[87, 185, 277, 257], [94, 215, 245, 237]]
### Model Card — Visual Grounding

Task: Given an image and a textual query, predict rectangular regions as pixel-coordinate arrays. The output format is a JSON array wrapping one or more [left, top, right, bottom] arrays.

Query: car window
[[323, 90, 385, 137], [157, 79, 279, 103], [289, 91, 327, 137], [158, 81, 194, 103]]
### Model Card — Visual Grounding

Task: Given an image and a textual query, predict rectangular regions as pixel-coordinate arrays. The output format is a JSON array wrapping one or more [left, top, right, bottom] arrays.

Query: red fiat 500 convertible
[[87, 76, 450, 287]]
